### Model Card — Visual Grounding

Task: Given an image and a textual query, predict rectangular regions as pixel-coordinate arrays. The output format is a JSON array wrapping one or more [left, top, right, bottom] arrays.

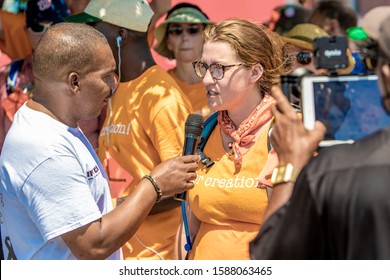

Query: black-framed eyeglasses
[[167, 24, 202, 36], [192, 61, 244, 80], [290, 52, 312, 65]]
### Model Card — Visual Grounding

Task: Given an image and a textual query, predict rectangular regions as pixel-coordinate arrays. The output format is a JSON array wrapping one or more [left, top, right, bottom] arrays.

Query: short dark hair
[[33, 22, 108, 79]]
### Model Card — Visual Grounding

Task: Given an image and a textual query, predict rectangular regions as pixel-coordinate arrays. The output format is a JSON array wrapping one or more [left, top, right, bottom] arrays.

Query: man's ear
[[117, 28, 128, 46], [250, 63, 264, 83], [68, 72, 80, 94]]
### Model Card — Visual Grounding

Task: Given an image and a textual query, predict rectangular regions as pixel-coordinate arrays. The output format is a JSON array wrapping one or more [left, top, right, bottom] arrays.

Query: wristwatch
[[271, 163, 300, 186]]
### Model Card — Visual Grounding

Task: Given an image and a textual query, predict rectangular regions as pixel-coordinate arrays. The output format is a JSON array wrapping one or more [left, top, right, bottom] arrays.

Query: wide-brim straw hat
[[283, 23, 328, 51], [154, 7, 213, 58], [283, 23, 355, 74]]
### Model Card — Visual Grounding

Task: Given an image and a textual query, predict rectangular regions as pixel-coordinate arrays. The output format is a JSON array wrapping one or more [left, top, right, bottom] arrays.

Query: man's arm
[[61, 155, 199, 260]]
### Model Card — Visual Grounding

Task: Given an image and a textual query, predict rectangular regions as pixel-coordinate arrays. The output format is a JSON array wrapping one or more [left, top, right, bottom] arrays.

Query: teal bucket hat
[[154, 7, 213, 58]]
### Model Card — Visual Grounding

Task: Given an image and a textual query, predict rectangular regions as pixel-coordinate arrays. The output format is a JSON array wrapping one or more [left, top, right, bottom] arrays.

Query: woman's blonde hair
[[203, 18, 289, 95]]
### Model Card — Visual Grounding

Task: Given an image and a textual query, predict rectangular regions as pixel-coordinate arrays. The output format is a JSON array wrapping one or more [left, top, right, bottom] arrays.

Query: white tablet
[[301, 74, 390, 147]]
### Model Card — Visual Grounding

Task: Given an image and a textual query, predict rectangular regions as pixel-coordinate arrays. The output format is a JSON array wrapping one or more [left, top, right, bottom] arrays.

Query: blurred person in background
[[264, 4, 312, 36], [283, 23, 355, 76], [281, 23, 355, 105], [309, 0, 357, 38], [0, 1, 32, 61], [154, 3, 213, 119], [308, 0, 366, 74]]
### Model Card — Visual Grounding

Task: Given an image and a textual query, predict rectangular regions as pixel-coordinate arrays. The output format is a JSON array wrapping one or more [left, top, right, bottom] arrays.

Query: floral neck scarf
[[218, 94, 276, 167]]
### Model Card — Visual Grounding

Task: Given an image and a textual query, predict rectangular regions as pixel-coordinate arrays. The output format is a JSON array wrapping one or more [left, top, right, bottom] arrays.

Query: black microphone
[[175, 114, 204, 201]]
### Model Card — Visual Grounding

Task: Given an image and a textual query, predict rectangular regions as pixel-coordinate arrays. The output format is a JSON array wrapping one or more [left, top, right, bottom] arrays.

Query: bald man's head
[[33, 22, 110, 81]]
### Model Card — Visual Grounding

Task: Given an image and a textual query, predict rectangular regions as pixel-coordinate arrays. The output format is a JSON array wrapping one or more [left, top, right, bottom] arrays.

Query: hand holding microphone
[[175, 114, 204, 201]]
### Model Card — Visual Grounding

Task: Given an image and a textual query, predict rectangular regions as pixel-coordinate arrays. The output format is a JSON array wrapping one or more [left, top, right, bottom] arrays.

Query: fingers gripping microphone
[[175, 114, 204, 201]]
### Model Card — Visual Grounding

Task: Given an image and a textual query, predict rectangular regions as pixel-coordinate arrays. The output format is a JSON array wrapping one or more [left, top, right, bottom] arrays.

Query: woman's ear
[[250, 63, 264, 83]]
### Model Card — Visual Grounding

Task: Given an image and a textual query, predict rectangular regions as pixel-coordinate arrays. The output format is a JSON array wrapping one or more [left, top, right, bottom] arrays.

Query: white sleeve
[[21, 155, 103, 241]]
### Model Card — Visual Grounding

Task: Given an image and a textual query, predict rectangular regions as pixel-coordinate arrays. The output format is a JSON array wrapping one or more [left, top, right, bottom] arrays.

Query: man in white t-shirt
[[0, 22, 199, 260]]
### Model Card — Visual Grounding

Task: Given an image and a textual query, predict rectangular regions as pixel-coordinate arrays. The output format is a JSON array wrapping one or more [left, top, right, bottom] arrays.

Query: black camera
[[313, 36, 349, 71]]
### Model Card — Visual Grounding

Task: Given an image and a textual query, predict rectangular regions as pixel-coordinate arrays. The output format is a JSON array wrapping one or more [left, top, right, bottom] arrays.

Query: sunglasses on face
[[167, 25, 202, 36], [192, 61, 244, 80], [290, 52, 313, 65]]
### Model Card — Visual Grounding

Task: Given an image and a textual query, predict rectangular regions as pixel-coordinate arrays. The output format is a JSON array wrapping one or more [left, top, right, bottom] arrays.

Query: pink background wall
[[151, 0, 285, 69]]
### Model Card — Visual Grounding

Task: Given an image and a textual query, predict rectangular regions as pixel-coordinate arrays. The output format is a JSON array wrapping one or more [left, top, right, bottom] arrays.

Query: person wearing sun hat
[[282, 23, 355, 75], [154, 3, 212, 58], [66, 0, 194, 260], [153, 3, 213, 119]]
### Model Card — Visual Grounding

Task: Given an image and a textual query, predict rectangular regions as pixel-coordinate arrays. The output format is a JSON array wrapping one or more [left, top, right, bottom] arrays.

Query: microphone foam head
[[185, 114, 204, 136]]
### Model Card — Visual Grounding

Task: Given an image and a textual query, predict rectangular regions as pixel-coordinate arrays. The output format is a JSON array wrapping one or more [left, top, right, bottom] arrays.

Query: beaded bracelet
[[142, 174, 162, 202]]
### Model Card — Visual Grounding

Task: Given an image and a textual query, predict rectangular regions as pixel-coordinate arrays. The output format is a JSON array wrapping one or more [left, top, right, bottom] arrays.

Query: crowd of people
[[0, 0, 389, 260]]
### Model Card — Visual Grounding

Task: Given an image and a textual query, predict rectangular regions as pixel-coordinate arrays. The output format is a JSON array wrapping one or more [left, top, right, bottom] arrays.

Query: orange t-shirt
[[168, 70, 212, 119], [0, 11, 32, 60], [188, 122, 272, 260], [98, 65, 193, 260]]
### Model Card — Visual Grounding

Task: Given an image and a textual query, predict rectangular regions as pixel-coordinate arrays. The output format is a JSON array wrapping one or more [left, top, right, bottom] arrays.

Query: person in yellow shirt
[[183, 18, 290, 260], [154, 3, 213, 119], [66, 0, 193, 260]]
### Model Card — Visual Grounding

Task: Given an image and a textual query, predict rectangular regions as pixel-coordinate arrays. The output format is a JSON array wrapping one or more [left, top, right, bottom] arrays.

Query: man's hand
[[150, 155, 200, 197]]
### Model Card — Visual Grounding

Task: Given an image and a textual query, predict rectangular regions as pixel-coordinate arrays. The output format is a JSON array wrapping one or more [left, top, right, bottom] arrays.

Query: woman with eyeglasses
[[181, 18, 290, 260], [154, 3, 213, 119]]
